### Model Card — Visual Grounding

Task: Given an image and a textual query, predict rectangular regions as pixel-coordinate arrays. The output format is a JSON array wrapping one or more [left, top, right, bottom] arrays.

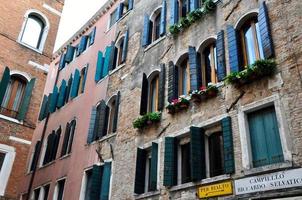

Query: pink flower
[[199, 86, 206, 91]]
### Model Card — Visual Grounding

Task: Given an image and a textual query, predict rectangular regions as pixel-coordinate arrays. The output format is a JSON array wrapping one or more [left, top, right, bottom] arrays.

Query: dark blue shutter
[[103, 45, 113, 77], [190, 0, 199, 11], [128, 0, 134, 10], [70, 69, 80, 99], [38, 95, 48, 121], [142, 15, 151, 47], [190, 127, 206, 181], [121, 29, 129, 63], [116, 3, 124, 21], [100, 162, 111, 200], [163, 137, 177, 186], [227, 25, 241, 72], [59, 54, 66, 70], [49, 86, 59, 113], [0, 67, 10, 105], [168, 61, 178, 102], [189, 46, 202, 91], [112, 91, 120, 133], [134, 148, 146, 194], [150, 142, 158, 191], [140, 73, 148, 115], [158, 64, 166, 111], [95, 51, 104, 82], [81, 66, 88, 93], [258, 1, 274, 59], [65, 45, 75, 63], [89, 27, 96, 46], [17, 78, 36, 121], [170, 0, 179, 25], [57, 80, 67, 108], [96, 100, 109, 138], [160, 0, 167, 36], [65, 74, 73, 103], [216, 30, 226, 81], [75, 45, 80, 57], [78, 36, 88, 54], [221, 117, 235, 173], [90, 165, 103, 199], [87, 106, 97, 144]]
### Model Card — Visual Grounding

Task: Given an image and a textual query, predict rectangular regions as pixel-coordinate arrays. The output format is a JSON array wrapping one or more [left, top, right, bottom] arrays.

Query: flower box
[[190, 85, 219, 103], [133, 112, 161, 129], [166, 96, 190, 114]]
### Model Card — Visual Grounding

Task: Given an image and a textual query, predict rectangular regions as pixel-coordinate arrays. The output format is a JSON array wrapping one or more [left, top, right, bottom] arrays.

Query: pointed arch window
[[201, 41, 217, 86], [178, 57, 190, 96], [148, 74, 159, 112]]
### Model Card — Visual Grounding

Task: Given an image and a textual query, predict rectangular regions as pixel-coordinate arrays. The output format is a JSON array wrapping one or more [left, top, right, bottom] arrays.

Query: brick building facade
[[20, 0, 302, 199], [0, 0, 63, 199]]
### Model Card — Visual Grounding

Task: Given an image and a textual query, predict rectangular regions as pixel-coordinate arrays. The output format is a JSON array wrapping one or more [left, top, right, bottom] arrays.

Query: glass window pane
[[21, 16, 43, 48], [149, 77, 158, 112], [208, 132, 224, 177], [244, 26, 257, 65], [255, 22, 264, 59]]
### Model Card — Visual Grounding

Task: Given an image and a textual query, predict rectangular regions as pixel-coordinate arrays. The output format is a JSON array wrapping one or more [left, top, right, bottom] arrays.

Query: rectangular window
[[61, 120, 76, 157], [78, 67, 87, 94], [33, 188, 40, 200], [31, 184, 49, 200], [54, 179, 66, 200], [207, 132, 224, 177], [83, 169, 93, 200], [109, 9, 117, 28], [247, 106, 284, 168], [0, 152, 5, 172], [177, 138, 191, 184], [42, 127, 61, 165]]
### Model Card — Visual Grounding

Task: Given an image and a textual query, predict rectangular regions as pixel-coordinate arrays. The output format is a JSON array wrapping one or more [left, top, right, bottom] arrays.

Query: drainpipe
[[26, 64, 61, 200]]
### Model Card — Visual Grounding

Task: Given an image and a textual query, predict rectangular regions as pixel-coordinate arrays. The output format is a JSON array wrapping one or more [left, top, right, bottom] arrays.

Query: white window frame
[[53, 177, 66, 200], [0, 144, 16, 196], [79, 166, 93, 200], [17, 9, 50, 53], [238, 94, 292, 171]]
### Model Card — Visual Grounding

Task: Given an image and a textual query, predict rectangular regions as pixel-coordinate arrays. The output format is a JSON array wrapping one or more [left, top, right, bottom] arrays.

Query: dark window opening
[[181, 142, 191, 184], [208, 132, 224, 177]]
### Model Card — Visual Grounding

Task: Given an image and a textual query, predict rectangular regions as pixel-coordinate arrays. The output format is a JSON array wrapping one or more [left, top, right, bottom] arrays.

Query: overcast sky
[[54, 0, 107, 51]]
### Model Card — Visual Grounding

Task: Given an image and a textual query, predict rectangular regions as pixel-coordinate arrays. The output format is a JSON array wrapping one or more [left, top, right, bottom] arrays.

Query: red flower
[[172, 98, 179, 104], [199, 86, 206, 91]]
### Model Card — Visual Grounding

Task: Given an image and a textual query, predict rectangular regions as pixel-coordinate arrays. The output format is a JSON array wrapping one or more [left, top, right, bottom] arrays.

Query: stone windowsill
[[109, 63, 126, 76], [169, 174, 231, 192], [39, 161, 55, 170], [59, 153, 71, 160], [0, 114, 23, 125], [144, 36, 166, 52], [17, 40, 43, 54], [243, 161, 293, 176], [86, 133, 117, 146], [96, 74, 109, 85], [134, 190, 160, 200]]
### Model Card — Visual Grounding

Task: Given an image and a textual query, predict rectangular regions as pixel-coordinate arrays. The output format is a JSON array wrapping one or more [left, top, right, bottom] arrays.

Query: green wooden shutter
[[158, 64, 165, 111], [90, 165, 103, 199], [188, 46, 202, 91], [65, 45, 75, 63], [95, 51, 104, 82], [159, 0, 167, 36], [78, 36, 88, 54], [134, 148, 146, 194], [65, 74, 73, 103], [59, 54, 66, 70], [258, 2, 274, 59], [57, 80, 67, 108], [17, 78, 36, 121], [190, 126, 206, 181], [100, 162, 111, 200], [140, 73, 148, 115], [163, 137, 177, 187], [221, 117, 235, 174], [168, 61, 178, 102], [142, 15, 151, 47], [150, 142, 158, 191], [121, 29, 129, 63], [87, 106, 97, 144], [227, 25, 241, 72], [89, 27, 97, 46], [81, 66, 88, 93], [112, 91, 120, 133], [0, 67, 10, 105], [38, 95, 48, 121], [103, 46, 113, 77], [216, 30, 226, 82], [61, 122, 70, 156], [49, 86, 59, 113], [70, 69, 80, 99]]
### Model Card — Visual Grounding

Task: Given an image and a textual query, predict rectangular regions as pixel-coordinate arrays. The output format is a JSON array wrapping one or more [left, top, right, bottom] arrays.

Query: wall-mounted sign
[[235, 168, 302, 195], [197, 181, 233, 198]]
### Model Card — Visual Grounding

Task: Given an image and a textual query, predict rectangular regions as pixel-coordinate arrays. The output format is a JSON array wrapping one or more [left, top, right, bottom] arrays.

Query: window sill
[[86, 133, 117, 146], [96, 74, 109, 85], [109, 63, 126, 76], [17, 40, 43, 54], [59, 153, 71, 160], [169, 174, 231, 192], [243, 161, 292, 176], [39, 161, 55, 169], [134, 190, 160, 200], [144, 36, 166, 52], [0, 114, 23, 125]]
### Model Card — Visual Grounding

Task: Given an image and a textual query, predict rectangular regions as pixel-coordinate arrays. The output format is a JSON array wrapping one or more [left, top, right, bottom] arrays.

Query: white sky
[[54, 0, 107, 51]]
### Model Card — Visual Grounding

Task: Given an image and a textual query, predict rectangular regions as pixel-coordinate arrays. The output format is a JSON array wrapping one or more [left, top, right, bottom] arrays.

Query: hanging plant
[[133, 112, 161, 129], [190, 84, 219, 103], [166, 96, 190, 114]]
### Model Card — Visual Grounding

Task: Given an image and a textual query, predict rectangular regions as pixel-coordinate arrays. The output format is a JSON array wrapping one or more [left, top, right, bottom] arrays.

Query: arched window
[[148, 73, 159, 112], [19, 10, 49, 51], [1, 75, 27, 118], [112, 36, 126, 70], [150, 10, 161, 42], [200, 40, 217, 86], [178, 57, 190, 96], [238, 16, 264, 67], [107, 97, 117, 135]]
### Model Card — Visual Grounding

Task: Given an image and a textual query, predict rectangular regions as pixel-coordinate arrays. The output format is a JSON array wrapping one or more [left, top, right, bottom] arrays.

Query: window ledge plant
[[224, 59, 277, 86], [133, 112, 161, 129], [190, 84, 219, 103], [166, 96, 190, 114], [169, 0, 216, 36]]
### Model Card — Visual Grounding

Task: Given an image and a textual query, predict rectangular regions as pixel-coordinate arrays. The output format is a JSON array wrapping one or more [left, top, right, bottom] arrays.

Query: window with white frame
[[109, 9, 118, 28], [19, 10, 49, 52], [32, 184, 50, 200], [61, 119, 76, 157], [0, 144, 16, 196], [53, 178, 65, 200]]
